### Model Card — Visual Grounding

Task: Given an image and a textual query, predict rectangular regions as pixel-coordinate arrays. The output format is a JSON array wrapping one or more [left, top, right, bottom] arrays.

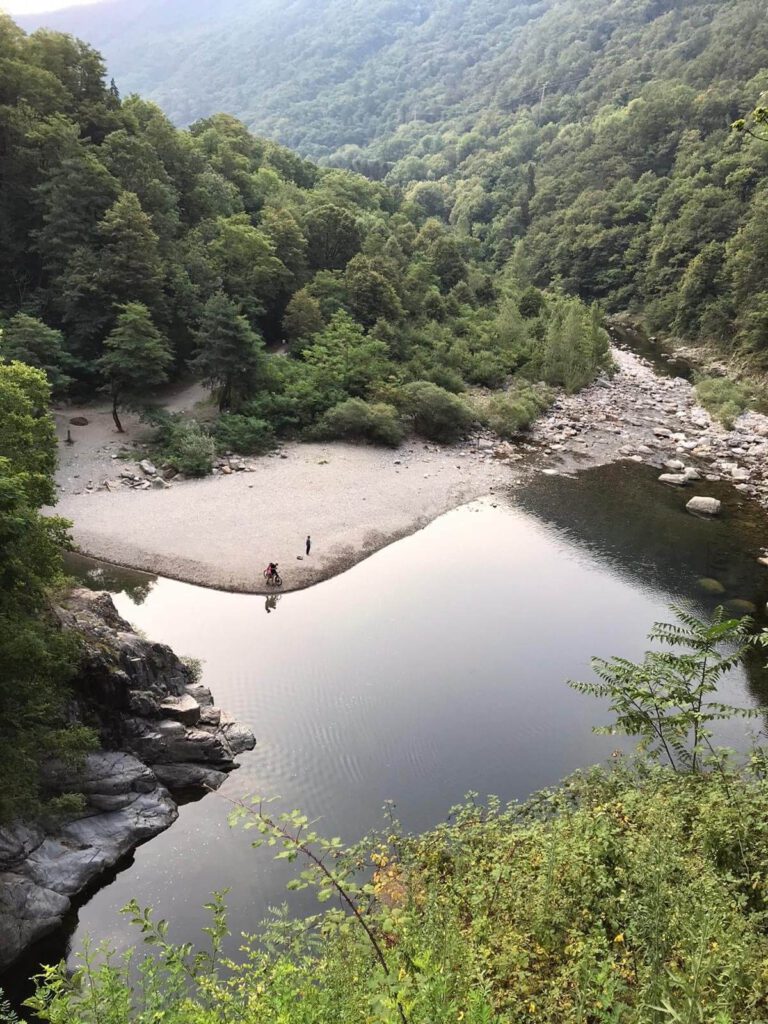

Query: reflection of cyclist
[[265, 594, 278, 613]]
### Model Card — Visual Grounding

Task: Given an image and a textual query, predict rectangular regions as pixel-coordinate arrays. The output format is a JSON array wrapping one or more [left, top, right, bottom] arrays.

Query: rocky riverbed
[[513, 347, 767, 513], [0, 590, 255, 971]]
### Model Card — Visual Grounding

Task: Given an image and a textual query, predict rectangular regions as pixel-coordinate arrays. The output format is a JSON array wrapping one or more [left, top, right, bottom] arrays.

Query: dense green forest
[[0, 11, 610, 465], [22, 0, 768, 362]]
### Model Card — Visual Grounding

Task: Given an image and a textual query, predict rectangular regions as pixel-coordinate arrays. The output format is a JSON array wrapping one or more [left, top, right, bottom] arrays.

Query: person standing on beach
[[306, 535, 311, 556]]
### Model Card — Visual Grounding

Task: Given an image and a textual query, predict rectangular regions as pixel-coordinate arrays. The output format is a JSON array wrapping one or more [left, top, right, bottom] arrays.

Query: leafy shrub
[[396, 380, 475, 442], [147, 411, 215, 476], [695, 375, 756, 428], [313, 398, 406, 447], [214, 414, 276, 455], [464, 351, 510, 388], [484, 384, 551, 438]]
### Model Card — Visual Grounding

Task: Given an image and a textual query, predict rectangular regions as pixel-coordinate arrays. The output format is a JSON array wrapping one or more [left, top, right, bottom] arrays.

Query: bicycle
[[264, 568, 283, 587]]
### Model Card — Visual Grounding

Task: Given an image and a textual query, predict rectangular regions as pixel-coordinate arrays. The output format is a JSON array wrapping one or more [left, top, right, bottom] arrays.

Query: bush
[[214, 414, 276, 455], [396, 380, 475, 442], [695, 375, 756, 428], [313, 398, 405, 447], [28, 767, 768, 1024], [147, 411, 215, 476], [484, 384, 551, 438]]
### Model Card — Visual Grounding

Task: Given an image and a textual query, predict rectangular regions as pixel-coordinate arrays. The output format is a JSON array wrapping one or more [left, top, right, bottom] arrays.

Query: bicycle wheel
[[273, 574, 283, 587]]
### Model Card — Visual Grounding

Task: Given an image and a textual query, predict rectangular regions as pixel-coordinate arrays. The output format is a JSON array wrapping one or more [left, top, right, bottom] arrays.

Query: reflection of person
[[306, 535, 311, 556], [265, 595, 278, 614]]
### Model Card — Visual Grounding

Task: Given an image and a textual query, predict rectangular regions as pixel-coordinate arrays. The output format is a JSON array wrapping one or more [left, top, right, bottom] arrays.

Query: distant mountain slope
[[18, 0, 768, 362], [17, 0, 768, 166]]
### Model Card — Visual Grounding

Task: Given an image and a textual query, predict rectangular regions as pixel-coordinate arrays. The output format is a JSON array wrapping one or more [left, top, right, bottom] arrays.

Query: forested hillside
[[22, 0, 768, 361]]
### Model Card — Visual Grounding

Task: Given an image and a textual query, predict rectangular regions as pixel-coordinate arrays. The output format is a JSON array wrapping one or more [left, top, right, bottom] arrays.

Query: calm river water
[[7, 460, 768, 999]]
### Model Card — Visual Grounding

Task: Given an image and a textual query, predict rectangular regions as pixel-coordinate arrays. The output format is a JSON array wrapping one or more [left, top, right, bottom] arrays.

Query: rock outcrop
[[0, 590, 255, 971]]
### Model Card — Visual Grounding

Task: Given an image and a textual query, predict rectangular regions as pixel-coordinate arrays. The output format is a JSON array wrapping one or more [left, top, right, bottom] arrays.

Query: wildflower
[[614, 933, 625, 944]]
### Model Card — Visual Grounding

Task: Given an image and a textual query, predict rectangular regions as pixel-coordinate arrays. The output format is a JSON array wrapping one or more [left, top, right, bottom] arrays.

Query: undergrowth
[[14, 610, 768, 1024]]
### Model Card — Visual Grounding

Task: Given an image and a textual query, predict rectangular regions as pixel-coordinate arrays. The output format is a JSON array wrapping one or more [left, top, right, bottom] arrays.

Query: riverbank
[[50, 347, 768, 593], [0, 589, 255, 971]]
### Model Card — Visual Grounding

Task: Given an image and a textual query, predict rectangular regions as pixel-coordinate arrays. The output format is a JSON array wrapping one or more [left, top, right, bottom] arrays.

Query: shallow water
[[6, 461, 768, 1000]]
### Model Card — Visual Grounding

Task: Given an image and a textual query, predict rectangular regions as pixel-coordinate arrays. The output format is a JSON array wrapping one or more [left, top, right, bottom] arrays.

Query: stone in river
[[697, 577, 726, 595], [683, 467, 702, 482], [664, 459, 685, 471], [724, 599, 757, 616], [658, 473, 688, 486], [686, 496, 722, 517]]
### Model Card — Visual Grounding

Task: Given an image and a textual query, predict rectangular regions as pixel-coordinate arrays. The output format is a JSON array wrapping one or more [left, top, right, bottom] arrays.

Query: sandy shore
[[52, 417, 505, 591], [49, 349, 768, 592]]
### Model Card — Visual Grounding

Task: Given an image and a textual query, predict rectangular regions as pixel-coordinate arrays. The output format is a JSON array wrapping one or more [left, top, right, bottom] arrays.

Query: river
[[5, 459, 768, 1004]]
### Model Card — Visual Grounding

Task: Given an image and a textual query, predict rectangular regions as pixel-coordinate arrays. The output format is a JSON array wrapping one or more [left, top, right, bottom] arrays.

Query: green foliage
[[571, 606, 764, 773], [213, 414, 276, 455], [98, 302, 172, 432], [192, 293, 267, 412], [0, 314, 72, 396], [539, 299, 612, 394], [0, 362, 91, 823], [148, 412, 216, 477], [694, 375, 758, 428], [396, 381, 475, 443], [483, 384, 551, 439], [314, 398, 406, 447], [27, 761, 768, 1024]]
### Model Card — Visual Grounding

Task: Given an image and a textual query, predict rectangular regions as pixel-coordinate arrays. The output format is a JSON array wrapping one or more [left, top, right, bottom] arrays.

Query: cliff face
[[0, 589, 255, 971]]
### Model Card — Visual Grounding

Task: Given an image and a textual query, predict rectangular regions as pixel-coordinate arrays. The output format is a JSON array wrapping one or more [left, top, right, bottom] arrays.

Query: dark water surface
[[7, 461, 768, 999]]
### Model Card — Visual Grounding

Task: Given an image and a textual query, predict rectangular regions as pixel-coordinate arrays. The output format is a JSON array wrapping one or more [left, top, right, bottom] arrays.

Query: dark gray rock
[[151, 764, 228, 791], [0, 875, 70, 970]]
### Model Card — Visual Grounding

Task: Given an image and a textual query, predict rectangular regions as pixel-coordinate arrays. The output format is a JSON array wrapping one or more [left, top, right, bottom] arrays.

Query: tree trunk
[[112, 393, 124, 433]]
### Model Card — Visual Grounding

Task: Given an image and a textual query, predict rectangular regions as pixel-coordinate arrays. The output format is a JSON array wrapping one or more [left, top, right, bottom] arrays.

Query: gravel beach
[[50, 349, 768, 592]]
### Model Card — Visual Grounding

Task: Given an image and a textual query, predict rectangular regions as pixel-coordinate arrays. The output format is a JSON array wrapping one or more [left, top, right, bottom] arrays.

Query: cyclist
[[265, 562, 279, 580]]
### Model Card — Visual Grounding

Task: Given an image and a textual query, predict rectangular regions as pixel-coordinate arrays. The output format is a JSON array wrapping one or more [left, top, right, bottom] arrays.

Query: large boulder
[[0, 875, 70, 971], [151, 764, 228, 791], [686, 496, 722, 517]]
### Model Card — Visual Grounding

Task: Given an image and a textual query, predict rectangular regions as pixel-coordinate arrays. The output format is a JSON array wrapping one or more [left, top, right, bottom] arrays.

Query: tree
[[344, 254, 403, 328], [302, 310, 390, 399], [98, 303, 172, 432], [0, 313, 72, 395], [98, 191, 166, 319], [34, 149, 120, 274], [0, 361, 87, 822], [208, 214, 288, 325], [304, 203, 363, 271], [282, 290, 325, 351], [192, 292, 267, 411]]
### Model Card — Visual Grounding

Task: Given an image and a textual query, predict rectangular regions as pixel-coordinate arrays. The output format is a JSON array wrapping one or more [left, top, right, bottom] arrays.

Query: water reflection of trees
[[517, 461, 768, 707], [62, 552, 157, 606]]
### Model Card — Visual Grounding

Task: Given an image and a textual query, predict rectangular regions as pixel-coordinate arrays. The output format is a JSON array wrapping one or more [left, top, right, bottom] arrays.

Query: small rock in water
[[686, 496, 721, 517], [725, 599, 757, 616], [658, 473, 688, 487], [664, 459, 685, 471], [696, 577, 726, 595]]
